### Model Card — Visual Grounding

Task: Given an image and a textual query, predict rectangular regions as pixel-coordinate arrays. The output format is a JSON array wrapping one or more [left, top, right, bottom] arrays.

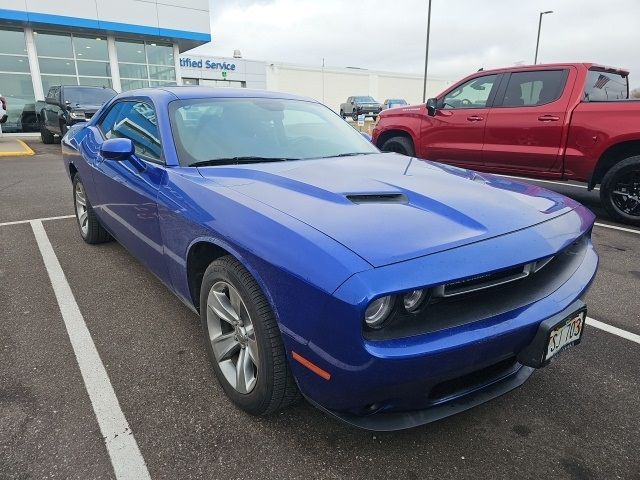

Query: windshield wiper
[[191, 156, 299, 167], [307, 152, 377, 159]]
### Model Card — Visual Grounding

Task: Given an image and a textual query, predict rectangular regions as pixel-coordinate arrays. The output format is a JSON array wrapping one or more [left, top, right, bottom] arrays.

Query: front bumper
[[282, 207, 598, 430]]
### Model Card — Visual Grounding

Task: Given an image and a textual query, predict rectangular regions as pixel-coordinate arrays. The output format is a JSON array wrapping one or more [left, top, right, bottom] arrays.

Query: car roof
[[114, 86, 318, 103], [473, 62, 629, 76]]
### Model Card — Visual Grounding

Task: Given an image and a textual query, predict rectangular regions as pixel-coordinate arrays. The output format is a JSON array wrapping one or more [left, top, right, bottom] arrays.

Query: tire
[[40, 125, 54, 144], [599, 155, 640, 226], [340, 110, 346, 119], [352, 111, 359, 121], [200, 256, 300, 416], [72, 175, 111, 244], [381, 135, 415, 156]]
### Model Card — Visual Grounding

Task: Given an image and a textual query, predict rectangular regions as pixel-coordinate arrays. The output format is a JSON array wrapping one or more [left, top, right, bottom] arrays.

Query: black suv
[[37, 85, 116, 143]]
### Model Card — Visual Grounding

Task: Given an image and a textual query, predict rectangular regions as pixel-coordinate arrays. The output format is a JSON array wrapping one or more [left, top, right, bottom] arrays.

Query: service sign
[[179, 57, 237, 72]]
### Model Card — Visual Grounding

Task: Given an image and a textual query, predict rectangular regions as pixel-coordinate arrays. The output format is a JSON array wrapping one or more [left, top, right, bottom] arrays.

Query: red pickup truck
[[372, 63, 640, 225]]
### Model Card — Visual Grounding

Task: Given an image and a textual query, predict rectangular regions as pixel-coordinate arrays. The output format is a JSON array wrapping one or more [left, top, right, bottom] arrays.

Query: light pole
[[534, 10, 553, 64], [422, 0, 432, 102]]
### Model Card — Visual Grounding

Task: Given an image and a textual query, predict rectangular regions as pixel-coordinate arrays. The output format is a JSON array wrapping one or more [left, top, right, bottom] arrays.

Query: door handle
[[467, 115, 484, 122], [538, 115, 560, 122]]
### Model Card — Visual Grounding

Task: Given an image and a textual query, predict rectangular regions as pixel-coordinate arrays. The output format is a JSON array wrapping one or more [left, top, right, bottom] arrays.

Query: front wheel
[[380, 135, 415, 156], [340, 110, 346, 119], [352, 111, 359, 121], [41, 125, 54, 144], [73, 175, 111, 244], [600, 156, 640, 226], [200, 256, 300, 416]]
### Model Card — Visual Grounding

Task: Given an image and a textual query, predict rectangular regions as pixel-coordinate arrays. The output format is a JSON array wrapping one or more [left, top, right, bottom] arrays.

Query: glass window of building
[[116, 39, 176, 91], [34, 31, 112, 95], [0, 27, 37, 133]]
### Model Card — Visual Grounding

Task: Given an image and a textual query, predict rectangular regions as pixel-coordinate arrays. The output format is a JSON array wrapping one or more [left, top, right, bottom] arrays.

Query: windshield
[[354, 96, 376, 102], [170, 97, 379, 166], [388, 99, 407, 104], [64, 87, 116, 105]]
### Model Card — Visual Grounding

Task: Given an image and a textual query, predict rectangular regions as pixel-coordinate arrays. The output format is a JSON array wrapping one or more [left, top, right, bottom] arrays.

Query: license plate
[[545, 311, 585, 361]]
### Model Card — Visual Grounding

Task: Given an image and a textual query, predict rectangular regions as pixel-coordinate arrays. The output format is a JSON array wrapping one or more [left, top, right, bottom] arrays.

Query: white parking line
[[30, 220, 151, 480], [594, 222, 640, 235], [0, 214, 74, 227], [587, 317, 640, 345]]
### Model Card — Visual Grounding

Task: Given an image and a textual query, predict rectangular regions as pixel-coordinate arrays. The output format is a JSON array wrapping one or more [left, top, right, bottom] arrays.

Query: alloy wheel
[[74, 181, 89, 236], [611, 169, 640, 217], [206, 281, 259, 394]]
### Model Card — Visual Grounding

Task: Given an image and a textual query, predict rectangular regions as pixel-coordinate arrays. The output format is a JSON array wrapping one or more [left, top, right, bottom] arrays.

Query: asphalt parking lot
[[1, 140, 639, 480]]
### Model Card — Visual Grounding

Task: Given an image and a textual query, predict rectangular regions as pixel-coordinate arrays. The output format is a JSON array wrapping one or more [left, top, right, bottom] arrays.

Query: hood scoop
[[346, 193, 408, 205]]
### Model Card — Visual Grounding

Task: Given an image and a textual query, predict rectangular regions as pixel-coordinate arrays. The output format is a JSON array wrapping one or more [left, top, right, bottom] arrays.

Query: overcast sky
[[191, 0, 639, 88]]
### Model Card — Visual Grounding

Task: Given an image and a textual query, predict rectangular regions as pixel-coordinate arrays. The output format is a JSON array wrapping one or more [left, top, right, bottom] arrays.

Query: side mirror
[[100, 138, 135, 160], [426, 98, 438, 117], [360, 132, 372, 142]]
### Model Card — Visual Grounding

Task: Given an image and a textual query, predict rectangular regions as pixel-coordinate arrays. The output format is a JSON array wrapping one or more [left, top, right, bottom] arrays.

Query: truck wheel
[[340, 110, 346, 119], [40, 126, 55, 144], [600, 155, 640, 226], [352, 111, 358, 121], [381, 135, 415, 157]]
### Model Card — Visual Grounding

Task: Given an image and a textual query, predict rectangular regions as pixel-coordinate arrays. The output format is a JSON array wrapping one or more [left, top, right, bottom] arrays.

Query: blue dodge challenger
[[62, 87, 598, 430]]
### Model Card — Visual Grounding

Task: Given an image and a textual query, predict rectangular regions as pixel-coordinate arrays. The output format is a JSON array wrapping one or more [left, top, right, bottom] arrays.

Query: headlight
[[403, 289, 428, 313], [69, 112, 85, 120], [364, 295, 394, 329]]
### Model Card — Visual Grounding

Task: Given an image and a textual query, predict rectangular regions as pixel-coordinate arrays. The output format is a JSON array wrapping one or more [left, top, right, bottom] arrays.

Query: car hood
[[198, 153, 579, 267]]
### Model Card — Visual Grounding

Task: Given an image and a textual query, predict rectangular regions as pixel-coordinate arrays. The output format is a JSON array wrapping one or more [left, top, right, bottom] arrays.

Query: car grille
[[364, 234, 590, 341]]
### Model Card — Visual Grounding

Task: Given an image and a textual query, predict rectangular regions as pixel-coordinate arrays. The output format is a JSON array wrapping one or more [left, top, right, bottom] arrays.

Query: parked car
[[62, 87, 597, 430], [383, 98, 408, 109], [0, 95, 7, 131], [340, 96, 382, 120], [373, 62, 640, 225], [37, 85, 116, 144]]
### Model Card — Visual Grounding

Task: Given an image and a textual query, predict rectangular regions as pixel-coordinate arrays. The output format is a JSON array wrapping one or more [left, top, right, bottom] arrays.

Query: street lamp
[[422, 0, 432, 102], [534, 10, 553, 64]]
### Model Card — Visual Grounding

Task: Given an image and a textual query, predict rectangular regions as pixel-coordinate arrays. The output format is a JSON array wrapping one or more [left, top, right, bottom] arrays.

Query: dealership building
[[1, 1, 451, 133], [178, 54, 453, 114], [0, 0, 211, 132]]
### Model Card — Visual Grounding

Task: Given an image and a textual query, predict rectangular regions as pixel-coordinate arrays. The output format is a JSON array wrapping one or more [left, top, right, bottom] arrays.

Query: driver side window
[[442, 74, 498, 109], [98, 101, 162, 162]]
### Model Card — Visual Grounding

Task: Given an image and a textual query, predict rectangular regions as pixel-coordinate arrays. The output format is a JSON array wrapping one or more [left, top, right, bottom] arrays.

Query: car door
[[90, 99, 169, 280], [482, 68, 572, 174], [420, 73, 501, 167], [44, 87, 61, 134]]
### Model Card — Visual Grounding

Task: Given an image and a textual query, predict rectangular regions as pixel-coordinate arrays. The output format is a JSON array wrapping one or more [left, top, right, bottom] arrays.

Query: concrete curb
[[0, 138, 35, 157]]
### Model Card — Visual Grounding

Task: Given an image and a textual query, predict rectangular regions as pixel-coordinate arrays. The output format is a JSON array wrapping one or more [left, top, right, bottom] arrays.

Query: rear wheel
[[40, 125, 54, 144], [200, 256, 300, 415], [380, 135, 415, 157], [73, 175, 111, 244], [600, 155, 640, 226]]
